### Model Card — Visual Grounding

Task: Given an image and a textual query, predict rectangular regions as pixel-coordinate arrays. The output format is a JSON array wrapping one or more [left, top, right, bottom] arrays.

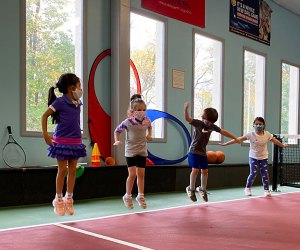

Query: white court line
[[1, 190, 299, 233], [54, 223, 153, 250]]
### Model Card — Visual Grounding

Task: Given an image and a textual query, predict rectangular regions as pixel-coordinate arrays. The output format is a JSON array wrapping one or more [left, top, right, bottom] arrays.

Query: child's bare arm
[[41, 108, 54, 146], [271, 137, 288, 147], [219, 135, 247, 146], [113, 131, 122, 145], [184, 102, 193, 123], [146, 126, 152, 142], [219, 129, 241, 143]]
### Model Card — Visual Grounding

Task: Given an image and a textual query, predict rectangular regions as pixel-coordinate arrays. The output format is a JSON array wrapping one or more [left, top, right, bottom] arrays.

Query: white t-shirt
[[245, 131, 273, 160], [115, 116, 152, 157]]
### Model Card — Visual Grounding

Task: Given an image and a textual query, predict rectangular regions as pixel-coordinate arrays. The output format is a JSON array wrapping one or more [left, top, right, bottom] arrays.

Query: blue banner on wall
[[229, 0, 272, 46]]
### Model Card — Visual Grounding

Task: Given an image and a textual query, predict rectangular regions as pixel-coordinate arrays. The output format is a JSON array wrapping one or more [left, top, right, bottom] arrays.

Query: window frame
[[20, 0, 88, 137], [242, 47, 267, 144], [192, 29, 225, 144], [280, 60, 300, 135], [130, 8, 168, 143]]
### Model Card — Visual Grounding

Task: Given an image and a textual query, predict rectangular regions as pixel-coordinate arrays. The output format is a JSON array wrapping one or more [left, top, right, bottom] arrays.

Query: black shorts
[[126, 155, 146, 168]]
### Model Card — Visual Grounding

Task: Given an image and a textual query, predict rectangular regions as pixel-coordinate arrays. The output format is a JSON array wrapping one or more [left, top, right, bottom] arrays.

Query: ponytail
[[48, 86, 59, 124], [130, 94, 144, 109], [130, 94, 142, 102], [48, 86, 56, 106]]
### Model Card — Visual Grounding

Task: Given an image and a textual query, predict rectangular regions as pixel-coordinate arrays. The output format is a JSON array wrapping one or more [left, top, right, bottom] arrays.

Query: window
[[243, 49, 266, 135], [280, 62, 299, 135], [22, 0, 83, 134], [194, 32, 223, 141], [130, 11, 165, 140]]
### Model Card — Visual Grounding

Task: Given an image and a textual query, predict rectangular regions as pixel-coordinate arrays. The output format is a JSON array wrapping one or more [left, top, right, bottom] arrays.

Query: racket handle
[[7, 126, 12, 135]]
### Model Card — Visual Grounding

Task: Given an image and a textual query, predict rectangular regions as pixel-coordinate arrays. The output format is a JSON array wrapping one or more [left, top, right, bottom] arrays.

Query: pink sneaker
[[63, 197, 74, 215], [52, 199, 65, 216]]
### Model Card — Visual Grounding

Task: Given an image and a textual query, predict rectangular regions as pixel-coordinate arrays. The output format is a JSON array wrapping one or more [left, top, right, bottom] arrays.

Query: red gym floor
[[1, 192, 299, 250]]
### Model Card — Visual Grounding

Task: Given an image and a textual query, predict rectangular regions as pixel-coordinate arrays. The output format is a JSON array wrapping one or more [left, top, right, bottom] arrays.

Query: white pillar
[[111, 0, 131, 165]]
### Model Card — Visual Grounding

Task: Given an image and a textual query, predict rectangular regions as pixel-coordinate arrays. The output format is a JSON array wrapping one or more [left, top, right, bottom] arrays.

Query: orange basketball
[[105, 157, 116, 166], [215, 151, 225, 164], [207, 151, 217, 164]]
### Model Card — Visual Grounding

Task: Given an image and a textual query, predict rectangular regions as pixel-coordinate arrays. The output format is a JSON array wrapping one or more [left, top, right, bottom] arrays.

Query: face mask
[[254, 124, 264, 131], [72, 88, 83, 100], [134, 111, 146, 121]]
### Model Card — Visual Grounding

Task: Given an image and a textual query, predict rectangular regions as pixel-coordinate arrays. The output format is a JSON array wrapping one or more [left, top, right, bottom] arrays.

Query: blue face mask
[[254, 124, 264, 131]]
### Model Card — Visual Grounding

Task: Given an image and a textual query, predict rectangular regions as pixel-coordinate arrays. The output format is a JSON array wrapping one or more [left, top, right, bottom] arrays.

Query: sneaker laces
[[138, 196, 146, 203], [123, 195, 134, 209], [136, 195, 147, 208], [186, 187, 193, 197], [61, 197, 74, 215]]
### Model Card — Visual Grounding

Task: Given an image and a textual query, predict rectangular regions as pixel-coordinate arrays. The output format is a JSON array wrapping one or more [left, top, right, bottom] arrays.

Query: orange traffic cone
[[91, 143, 101, 167]]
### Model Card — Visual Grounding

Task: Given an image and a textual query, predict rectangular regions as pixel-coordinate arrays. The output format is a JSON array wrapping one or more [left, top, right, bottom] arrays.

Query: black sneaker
[[186, 186, 197, 202], [196, 187, 208, 202]]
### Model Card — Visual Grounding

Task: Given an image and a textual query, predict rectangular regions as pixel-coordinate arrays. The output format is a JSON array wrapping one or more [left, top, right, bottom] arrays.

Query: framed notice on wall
[[142, 0, 205, 28], [172, 69, 185, 89]]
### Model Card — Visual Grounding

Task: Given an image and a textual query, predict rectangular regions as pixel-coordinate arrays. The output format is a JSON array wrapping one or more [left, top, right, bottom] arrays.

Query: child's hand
[[218, 143, 227, 146], [146, 135, 152, 142], [44, 134, 53, 146], [184, 102, 190, 110], [113, 141, 122, 146], [282, 143, 288, 147]]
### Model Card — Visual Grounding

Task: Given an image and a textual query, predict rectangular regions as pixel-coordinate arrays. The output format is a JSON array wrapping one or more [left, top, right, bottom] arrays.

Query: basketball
[[207, 151, 217, 164], [215, 151, 225, 164], [105, 157, 116, 166]]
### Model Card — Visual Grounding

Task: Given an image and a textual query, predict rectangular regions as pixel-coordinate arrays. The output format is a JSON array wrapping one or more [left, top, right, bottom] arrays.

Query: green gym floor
[[0, 185, 298, 231]]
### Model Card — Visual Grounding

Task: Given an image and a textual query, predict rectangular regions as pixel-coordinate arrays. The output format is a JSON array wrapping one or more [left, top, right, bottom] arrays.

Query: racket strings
[[3, 143, 26, 168]]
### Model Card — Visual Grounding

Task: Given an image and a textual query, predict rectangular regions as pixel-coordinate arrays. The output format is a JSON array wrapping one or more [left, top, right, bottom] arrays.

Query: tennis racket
[[2, 126, 26, 168]]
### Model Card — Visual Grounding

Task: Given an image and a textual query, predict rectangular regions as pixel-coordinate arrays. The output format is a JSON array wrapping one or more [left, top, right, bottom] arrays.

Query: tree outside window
[[24, 0, 83, 133], [130, 12, 165, 140], [243, 49, 265, 135], [194, 32, 223, 142], [281, 62, 299, 135]]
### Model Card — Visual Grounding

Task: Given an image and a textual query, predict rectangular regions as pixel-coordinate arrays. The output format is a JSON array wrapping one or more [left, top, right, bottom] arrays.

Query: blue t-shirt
[[50, 95, 82, 139]]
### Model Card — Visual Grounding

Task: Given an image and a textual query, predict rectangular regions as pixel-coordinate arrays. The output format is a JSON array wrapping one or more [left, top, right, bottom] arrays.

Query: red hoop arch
[[88, 49, 142, 158]]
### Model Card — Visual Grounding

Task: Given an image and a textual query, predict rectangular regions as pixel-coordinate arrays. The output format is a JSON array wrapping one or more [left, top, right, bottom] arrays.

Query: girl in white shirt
[[114, 94, 152, 209], [220, 117, 287, 197]]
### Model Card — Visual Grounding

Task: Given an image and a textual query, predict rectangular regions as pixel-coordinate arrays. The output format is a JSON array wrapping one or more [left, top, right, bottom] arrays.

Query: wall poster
[[229, 0, 272, 45]]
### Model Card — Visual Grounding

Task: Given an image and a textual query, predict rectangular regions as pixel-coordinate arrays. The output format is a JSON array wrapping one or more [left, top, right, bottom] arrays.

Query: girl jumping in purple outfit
[[41, 73, 86, 216]]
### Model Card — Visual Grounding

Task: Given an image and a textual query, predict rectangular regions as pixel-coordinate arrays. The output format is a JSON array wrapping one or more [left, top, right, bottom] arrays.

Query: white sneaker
[[123, 194, 134, 209], [136, 195, 147, 209], [186, 186, 197, 202], [196, 186, 208, 202], [244, 188, 252, 196], [264, 190, 271, 197]]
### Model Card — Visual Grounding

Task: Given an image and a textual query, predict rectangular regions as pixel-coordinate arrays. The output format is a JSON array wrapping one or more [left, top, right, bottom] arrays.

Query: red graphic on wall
[[142, 0, 205, 28], [88, 49, 141, 159]]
